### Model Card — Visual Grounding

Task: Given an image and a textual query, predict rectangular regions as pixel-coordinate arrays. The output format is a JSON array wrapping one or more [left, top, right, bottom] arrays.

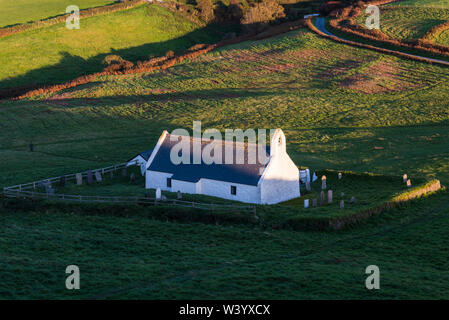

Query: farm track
[[91, 189, 449, 299]]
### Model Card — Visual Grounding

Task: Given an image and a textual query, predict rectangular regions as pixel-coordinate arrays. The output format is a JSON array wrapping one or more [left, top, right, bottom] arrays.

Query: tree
[[197, 0, 215, 23], [240, 0, 285, 32]]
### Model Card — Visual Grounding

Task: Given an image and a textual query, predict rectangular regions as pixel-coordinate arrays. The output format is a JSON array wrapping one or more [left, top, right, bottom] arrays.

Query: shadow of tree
[[0, 23, 231, 99]]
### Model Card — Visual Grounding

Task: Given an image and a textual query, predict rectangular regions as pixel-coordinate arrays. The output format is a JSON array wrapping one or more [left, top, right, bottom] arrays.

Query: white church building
[[136, 128, 304, 205]]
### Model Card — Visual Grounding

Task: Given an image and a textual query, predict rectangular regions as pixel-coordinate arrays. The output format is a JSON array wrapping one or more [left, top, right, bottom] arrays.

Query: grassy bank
[[0, 0, 115, 28], [0, 4, 223, 94]]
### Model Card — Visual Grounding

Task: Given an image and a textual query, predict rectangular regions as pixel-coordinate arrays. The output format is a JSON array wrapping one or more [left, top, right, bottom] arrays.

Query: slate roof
[[147, 134, 271, 186], [128, 149, 153, 162]]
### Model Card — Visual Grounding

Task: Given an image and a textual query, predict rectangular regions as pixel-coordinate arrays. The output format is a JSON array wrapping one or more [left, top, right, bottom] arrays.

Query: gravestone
[[407, 179, 412, 188], [59, 176, 66, 187], [328, 190, 333, 204], [312, 172, 318, 182], [177, 191, 182, 199], [338, 172, 342, 180], [312, 198, 317, 207], [320, 191, 325, 206], [403, 174, 408, 183], [321, 175, 327, 190], [306, 182, 311, 192], [76, 173, 83, 185], [156, 188, 161, 200], [87, 170, 93, 185], [350, 196, 355, 204], [304, 199, 309, 209], [130, 173, 135, 183], [95, 171, 102, 182], [122, 168, 127, 177], [340, 200, 344, 209]]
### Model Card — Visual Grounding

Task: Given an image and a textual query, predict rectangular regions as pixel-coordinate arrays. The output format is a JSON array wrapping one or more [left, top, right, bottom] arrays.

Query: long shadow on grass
[[0, 23, 233, 99], [38, 88, 276, 108]]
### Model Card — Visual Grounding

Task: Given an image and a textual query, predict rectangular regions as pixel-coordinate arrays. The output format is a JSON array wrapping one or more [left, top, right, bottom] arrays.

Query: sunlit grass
[[0, 0, 115, 28], [0, 4, 221, 91]]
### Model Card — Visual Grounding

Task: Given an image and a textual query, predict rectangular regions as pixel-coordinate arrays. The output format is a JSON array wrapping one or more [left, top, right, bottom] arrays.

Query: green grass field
[[1, 14, 449, 298], [434, 27, 449, 46], [356, 5, 449, 42], [390, 0, 449, 7], [0, 0, 115, 28], [0, 3, 223, 93]]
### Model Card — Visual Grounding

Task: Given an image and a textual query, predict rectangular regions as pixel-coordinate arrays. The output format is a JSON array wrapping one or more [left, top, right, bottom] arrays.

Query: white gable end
[[259, 129, 300, 204]]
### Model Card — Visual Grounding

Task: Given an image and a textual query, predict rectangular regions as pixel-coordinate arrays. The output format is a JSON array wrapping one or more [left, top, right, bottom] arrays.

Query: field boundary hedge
[[10, 18, 305, 100], [0, 0, 145, 39], [305, 17, 449, 66], [327, 0, 449, 57]]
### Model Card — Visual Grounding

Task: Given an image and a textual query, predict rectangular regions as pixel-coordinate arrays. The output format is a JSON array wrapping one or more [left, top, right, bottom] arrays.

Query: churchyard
[[4, 160, 439, 231]]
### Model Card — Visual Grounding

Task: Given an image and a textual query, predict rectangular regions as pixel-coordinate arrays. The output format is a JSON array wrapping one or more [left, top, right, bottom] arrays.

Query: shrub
[[196, 0, 215, 23], [240, 0, 285, 33], [214, 0, 245, 24], [101, 54, 134, 72], [165, 50, 176, 58]]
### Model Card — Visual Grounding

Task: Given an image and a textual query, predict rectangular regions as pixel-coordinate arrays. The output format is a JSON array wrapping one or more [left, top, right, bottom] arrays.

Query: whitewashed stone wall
[[200, 178, 260, 203], [146, 171, 172, 191], [171, 179, 197, 194]]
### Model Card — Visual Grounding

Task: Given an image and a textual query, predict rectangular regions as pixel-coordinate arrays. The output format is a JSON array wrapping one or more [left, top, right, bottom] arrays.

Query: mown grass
[[1, 28, 449, 299], [355, 3, 449, 43], [0, 0, 115, 28], [434, 28, 449, 46], [0, 4, 224, 92], [390, 0, 449, 7]]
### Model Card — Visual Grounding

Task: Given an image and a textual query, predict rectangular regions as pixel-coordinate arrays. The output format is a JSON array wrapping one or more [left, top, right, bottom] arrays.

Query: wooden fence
[[2, 162, 256, 214]]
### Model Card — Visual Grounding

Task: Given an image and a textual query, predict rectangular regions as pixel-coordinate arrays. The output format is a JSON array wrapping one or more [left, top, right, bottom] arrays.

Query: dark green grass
[[1, 188, 448, 299], [1, 28, 449, 299]]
